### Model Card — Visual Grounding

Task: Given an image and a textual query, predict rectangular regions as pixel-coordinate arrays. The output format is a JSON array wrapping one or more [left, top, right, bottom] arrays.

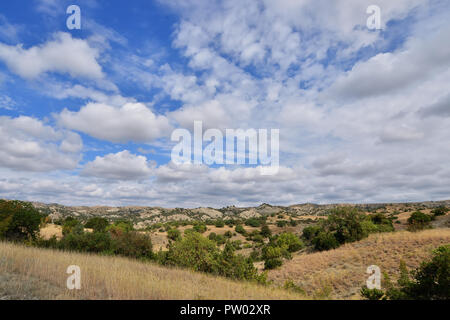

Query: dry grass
[[0, 241, 305, 300], [39, 224, 63, 240], [268, 228, 450, 299]]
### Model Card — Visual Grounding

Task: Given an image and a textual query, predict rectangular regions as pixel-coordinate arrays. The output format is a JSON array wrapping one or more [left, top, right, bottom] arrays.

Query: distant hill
[[29, 199, 450, 229]]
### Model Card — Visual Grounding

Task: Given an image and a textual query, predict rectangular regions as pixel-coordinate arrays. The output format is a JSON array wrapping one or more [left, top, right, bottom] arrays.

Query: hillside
[[0, 241, 305, 300], [31, 200, 450, 229], [267, 228, 450, 299]]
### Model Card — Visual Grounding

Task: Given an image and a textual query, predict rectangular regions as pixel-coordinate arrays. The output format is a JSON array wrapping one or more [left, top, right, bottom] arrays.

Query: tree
[[276, 232, 304, 252], [260, 225, 272, 238], [312, 231, 339, 251], [407, 211, 432, 231], [167, 228, 181, 241], [405, 245, 449, 299], [193, 223, 207, 233], [323, 207, 367, 244], [432, 206, 449, 217], [302, 225, 321, 241], [235, 224, 246, 235], [0, 200, 42, 240], [85, 217, 109, 232]]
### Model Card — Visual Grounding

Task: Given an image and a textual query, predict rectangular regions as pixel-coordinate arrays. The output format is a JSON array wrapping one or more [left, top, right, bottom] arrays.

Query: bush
[[432, 206, 449, 217], [59, 232, 112, 253], [264, 258, 283, 270], [214, 220, 225, 228], [62, 218, 82, 235], [111, 231, 154, 260], [164, 232, 260, 281], [245, 218, 262, 228], [0, 200, 43, 241], [405, 245, 449, 299], [323, 207, 367, 244], [407, 211, 432, 231], [301, 225, 321, 241], [167, 228, 181, 241], [276, 220, 288, 227], [262, 245, 289, 270], [260, 225, 272, 238], [360, 287, 385, 300], [193, 223, 207, 233], [312, 231, 339, 251], [235, 224, 246, 235], [275, 232, 304, 252], [85, 217, 109, 232]]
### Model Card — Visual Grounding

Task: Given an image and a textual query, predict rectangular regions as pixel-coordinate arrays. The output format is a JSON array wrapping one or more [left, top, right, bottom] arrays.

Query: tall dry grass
[[0, 242, 305, 300], [268, 228, 450, 299]]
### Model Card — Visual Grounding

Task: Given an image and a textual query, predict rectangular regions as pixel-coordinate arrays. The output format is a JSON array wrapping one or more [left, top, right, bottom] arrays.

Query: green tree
[[85, 217, 109, 232], [407, 211, 432, 231], [260, 225, 272, 238], [167, 228, 181, 241], [276, 232, 304, 252], [0, 200, 42, 240]]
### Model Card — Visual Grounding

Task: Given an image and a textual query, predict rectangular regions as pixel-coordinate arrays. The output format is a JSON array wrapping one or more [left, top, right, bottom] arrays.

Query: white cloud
[[82, 150, 154, 180], [57, 102, 172, 143], [0, 116, 82, 172], [0, 32, 103, 80]]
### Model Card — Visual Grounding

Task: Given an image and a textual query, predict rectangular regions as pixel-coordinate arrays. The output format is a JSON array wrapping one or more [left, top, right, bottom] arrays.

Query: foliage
[[0, 200, 43, 241], [407, 211, 432, 231], [275, 232, 304, 252], [260, 225, 272, 238], [85, 217, 109, 232], [167, 228, 181, 241], [193, 223, 207, 233], [432, 206, 449, 217], [235, 224, 246, 235], [312, 231, 339, 251]]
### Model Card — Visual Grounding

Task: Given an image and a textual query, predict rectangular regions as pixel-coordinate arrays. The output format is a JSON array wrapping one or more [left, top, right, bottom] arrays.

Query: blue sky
[[0, 0, 449, 207]]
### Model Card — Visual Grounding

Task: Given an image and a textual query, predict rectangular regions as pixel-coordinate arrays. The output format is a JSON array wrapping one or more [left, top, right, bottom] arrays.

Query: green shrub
[[260, 225, 271, 238], [193, 223, 207, 233], [111, 231, 154, 260], [245, 218, 262, 227], [432, 206, 449, 217], [312, 231, 339, 251], [85, 217, 109, 232], [275, 232, 304, 252], [276, 220, 288, 227], [404, 245, 449, 299], [323, 207, 367, 244], [59, 232, 112, 253], [167, 228, 181, 241], [407, 211, 432, 231], [235, 224, 246, 235], [0, 200, 43, 241], [360, 287, 385, 300], [301, 225, 321, 241], [214, 220, 225, 228]]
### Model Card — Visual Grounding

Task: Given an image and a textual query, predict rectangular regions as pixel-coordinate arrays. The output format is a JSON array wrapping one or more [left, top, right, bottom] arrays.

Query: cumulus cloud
[[0, 32, 103, 79], [57, 102, 172, 143], [82, 150, 154, 180], [0, 116, 82, 172]]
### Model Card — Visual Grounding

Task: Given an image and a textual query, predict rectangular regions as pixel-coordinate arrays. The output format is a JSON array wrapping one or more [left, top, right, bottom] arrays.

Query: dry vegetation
[[268, 228, 450, 299], [0, 241, 305, 300]]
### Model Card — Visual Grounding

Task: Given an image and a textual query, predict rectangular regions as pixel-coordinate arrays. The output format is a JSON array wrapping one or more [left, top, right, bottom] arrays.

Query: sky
[[0, 0, 449, 208]]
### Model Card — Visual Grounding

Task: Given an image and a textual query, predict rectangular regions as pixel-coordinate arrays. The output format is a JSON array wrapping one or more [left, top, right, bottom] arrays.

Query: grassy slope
[[268, 228, 450, 299], [0, 242, 304, 300]]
